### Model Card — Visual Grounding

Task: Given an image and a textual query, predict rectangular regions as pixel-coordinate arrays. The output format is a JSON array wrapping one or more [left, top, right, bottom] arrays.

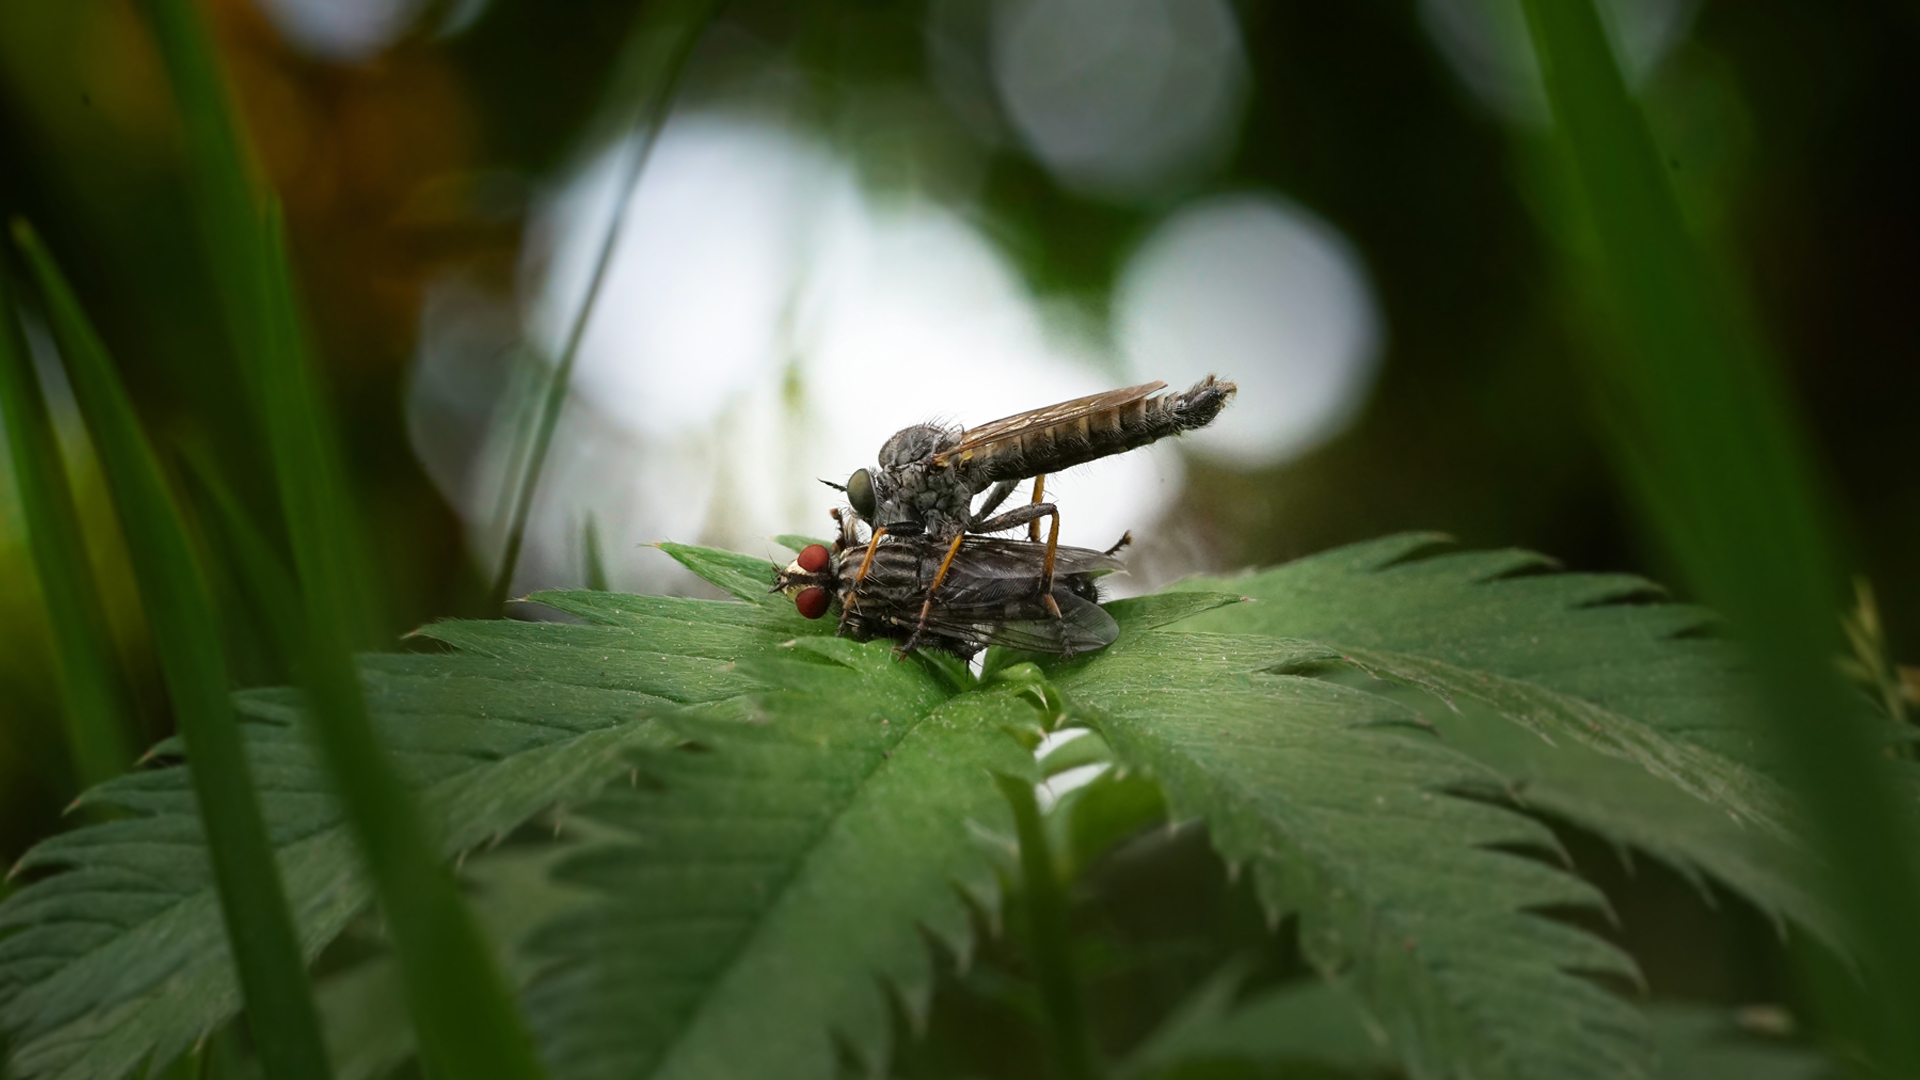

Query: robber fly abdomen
[[941, 375, 1236, 488]]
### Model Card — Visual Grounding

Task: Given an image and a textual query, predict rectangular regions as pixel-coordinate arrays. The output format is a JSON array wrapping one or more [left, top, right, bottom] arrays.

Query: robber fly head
[[845, 423, 968, 534]]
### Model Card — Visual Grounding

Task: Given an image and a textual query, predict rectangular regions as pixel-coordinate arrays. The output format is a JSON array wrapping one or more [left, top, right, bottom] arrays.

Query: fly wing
[[974, 593, 1120, 656], [934, 382, 1165, 463], [871, 589, 1118, 657], [1044, 544, 1129, 577], [944, 537, 1126, 585]]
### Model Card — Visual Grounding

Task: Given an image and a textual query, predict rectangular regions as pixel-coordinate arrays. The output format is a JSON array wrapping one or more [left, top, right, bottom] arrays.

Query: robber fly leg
[[1027, 475, 1047, 541], [904, 530, 971, 654], [1104, 530, 1133, 556], [974, 502, 1067, 617], [1039, 510, 1062, 618], [970, 501, 1054, 536], [838, 526, 889, 635], [852, 527, 889, 583], [970, 479, 1018, 525]]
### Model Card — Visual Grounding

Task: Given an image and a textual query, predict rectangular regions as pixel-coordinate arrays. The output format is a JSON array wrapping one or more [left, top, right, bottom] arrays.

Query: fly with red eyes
[[773, 510, 1131, 660]]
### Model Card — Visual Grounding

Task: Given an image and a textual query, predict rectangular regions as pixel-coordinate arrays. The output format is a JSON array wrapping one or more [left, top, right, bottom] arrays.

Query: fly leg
[[969, 479, 1018, 525], [900, 530, 970, 655], [969, 501, 1064, 618], [1027, 475, 1046, 541], [970, 501, 1055, 536], [837, 526, 888, 636]]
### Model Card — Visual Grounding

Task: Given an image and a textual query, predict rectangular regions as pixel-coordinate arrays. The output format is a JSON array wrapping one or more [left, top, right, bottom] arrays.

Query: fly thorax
[[874, 423, 970, 534], [877, 423, 959, 467], [876, 462, 974, 536]]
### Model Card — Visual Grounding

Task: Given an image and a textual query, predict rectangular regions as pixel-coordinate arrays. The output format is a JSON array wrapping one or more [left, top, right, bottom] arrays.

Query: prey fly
[[775, 510, 1130, 659]]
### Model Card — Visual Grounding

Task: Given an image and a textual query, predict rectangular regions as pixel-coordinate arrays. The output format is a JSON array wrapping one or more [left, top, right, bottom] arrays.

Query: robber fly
[[775, 510, 1130, 659], [830, 376, 1234, 642]]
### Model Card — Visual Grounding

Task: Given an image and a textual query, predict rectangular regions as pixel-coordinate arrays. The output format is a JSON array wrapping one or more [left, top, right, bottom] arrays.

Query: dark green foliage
[[1174, 536, 1835, 945], [0, 534, 1863, 1079], [527, 646, 1034, 1079], [7, 220, 331, 1080], [0, 260, 137, 789], [1517, 0, 1920, 1070], [144, 0, 540, 1061]]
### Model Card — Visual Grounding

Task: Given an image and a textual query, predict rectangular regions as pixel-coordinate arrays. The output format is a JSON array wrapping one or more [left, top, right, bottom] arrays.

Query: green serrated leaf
[[1052, 618, 1651, 1080], [0, 582, 790, 1080], [1174, 536, 1750, 763], [1176, 536, 1842, 950], [656, 542, 793, 608], [525, 647, 1036, 1080], [1, 536, 1847, 1080]]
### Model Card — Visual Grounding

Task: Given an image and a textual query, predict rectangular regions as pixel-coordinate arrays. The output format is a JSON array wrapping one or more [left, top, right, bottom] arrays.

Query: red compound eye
[[795, 586, 830, 620], [797, 544, 831, 573]]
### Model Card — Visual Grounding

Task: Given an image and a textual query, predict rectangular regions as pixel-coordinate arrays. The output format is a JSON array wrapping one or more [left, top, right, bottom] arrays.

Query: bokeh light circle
[[1418, 0, 1699, 125], [415, 113, 1187, 596], [252, 0, 425, 61], [1115, 194, 1385, 466], [990, 0, 1248, 201]]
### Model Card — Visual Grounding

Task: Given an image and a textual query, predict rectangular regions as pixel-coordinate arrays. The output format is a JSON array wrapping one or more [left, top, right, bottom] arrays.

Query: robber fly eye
[[794, 586, 830, 620], [847, 468, 876, 520]]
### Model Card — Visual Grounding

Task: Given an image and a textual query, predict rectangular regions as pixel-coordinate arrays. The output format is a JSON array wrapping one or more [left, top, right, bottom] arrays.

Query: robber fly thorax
[[774, 509, 1130, 659]]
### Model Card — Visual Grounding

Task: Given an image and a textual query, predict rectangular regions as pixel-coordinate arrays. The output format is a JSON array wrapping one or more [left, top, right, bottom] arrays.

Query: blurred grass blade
[[1517, 0, 1920, 1070], [0, 263, 137, 789], [143, 0, 380, 648], [10, 219, 331, 1080], [259, 206, 547, 1080], [582, 513, 609, 591], [488, 0, 723, 610], [177, 442, 303, 663], [139, 0, 546, 1067]]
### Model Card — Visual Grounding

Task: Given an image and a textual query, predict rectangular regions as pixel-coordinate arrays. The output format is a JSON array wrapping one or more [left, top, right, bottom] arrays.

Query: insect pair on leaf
[[776, 377, 1234, 659]]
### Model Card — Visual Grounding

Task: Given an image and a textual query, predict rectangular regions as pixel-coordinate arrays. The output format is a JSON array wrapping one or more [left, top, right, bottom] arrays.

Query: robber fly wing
[[933, 382, 1166, 463]]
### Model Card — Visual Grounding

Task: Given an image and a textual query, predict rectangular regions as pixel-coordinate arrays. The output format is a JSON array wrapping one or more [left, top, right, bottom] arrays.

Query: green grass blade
[[137, 0, 543, 1065], [1517, 1, 1920, 1070], [488, 0, 722, 610], [257, 206, 546, 1080], [10, 219, 331, 1080], [143, 0, 380, 648], [582, 513, 609, 591], [0, 264, 137, 789], [176, 442, 303, 663]]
